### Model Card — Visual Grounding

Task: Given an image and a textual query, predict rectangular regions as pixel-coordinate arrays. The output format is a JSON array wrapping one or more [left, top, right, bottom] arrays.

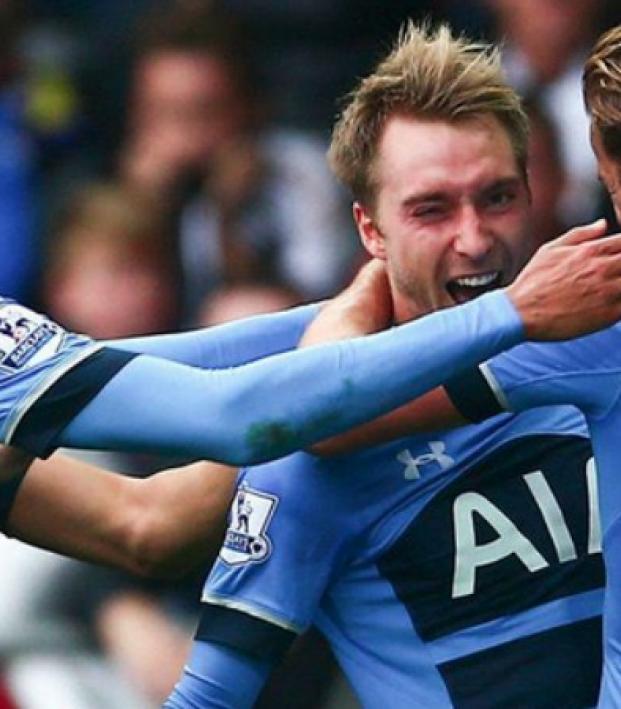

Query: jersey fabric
[[0, 299, 113, 450], [0, 291, 526, 466], [169, 405, 604, 708], [444, 324, 621, 709]]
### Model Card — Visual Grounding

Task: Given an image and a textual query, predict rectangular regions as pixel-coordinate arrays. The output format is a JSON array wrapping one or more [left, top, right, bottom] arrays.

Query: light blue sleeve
[[164, 640, 271, 709], [57, 290, 524, 464], [109, 303, 321, 368], [482, 325, 621, 417], [203, 455, 356, 630]]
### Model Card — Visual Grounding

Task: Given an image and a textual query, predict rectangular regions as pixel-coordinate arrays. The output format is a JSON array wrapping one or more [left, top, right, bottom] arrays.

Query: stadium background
[[0, 1, 619, 707]]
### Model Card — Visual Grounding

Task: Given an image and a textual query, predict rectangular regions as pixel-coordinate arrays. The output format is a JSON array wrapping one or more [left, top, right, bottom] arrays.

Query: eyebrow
[[400, 176, 523, 209]]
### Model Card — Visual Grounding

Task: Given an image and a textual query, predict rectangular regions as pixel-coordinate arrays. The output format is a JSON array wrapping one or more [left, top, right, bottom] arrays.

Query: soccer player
[[164, 24, 617, 708], [298, 24, 621, 709]]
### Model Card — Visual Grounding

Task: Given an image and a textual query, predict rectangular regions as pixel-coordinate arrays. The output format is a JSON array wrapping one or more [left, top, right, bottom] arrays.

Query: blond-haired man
[[164, 24, 620, 708], [314, 24, 621, 709]]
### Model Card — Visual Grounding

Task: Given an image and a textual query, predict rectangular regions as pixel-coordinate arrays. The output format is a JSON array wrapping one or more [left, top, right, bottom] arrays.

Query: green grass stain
[[246, 378, 357, 460]]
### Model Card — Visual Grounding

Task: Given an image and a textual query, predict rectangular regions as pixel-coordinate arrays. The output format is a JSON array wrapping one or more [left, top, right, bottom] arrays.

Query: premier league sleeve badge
[[220, 485, 279, 566], [0, 301, 66, 373]]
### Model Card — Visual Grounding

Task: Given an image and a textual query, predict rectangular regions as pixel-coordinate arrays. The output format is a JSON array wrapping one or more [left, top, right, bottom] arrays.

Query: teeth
[[454, 272, 498, 287]]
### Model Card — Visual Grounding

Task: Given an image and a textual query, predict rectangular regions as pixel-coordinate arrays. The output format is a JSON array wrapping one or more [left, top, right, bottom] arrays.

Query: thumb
[[557, 218, 608, 245]]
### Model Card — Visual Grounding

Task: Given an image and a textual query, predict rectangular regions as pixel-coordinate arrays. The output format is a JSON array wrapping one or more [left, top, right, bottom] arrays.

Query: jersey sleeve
[[111, 302, 321, 368], [5, 290, 524, 463], [0, 300, 137, 455], [194, 456, 359, 663], [164, 640, 271, 709], [446, 325, 621, 422]]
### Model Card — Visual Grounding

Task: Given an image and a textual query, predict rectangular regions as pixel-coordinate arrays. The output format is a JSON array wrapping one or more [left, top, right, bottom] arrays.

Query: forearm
[[55, 290, 522, 464], [110, 303, 321, 368], [7, 456, 235, 576], [7, 454, 143, 571], [311, 388, 467, 456], [165, 640, 271, 709]]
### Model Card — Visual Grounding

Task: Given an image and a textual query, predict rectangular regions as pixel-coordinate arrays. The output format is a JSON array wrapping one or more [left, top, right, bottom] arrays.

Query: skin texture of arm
[[6, 454, 236, 577], [310, 388, 465, 456]]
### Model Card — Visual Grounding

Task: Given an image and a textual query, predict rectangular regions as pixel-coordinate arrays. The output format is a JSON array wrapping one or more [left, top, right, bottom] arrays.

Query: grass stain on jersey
[[246, 411, 344, 461]]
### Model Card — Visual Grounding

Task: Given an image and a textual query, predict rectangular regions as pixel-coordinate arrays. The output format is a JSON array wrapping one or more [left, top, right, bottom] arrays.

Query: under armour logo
[[398, 441, 454, 480]]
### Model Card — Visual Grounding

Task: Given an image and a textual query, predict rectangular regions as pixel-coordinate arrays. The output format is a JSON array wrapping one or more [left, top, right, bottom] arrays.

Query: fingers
[[591, 233, 621, 255], [347, 258, 388, 291], [554, 218, 608, 245]]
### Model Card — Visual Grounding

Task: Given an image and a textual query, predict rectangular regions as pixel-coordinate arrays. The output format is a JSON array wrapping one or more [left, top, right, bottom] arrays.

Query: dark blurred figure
[[217, 0, 492, 134], [119, 2, 356, 320], [523, 98, 569, 246], [485, 0, 611, 223]]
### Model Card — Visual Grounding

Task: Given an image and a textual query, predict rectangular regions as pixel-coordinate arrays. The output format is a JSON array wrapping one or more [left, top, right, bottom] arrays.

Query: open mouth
[[446, 271, 502, 304]]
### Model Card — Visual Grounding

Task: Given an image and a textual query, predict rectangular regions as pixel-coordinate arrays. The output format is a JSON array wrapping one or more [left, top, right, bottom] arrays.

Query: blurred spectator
[[197, 280, 302, 327], [486, 0, 607, 222], [42, 181, 179, 339], [118, 2, 357, 320], [523, 98, 568, 246]]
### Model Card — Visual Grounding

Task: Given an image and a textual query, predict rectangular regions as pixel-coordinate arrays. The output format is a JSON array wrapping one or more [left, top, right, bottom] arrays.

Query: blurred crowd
[[0, 1, 619, 707]]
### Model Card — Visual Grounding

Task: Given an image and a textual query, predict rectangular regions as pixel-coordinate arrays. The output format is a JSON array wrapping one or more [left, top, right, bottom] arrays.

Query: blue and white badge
[[0, 301, 65, 373], [220, 485, 278, 566]]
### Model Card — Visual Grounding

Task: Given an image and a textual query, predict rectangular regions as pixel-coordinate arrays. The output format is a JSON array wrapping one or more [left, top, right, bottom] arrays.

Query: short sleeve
[[196, 453, 359, 660], [447, 327, 621, 421]]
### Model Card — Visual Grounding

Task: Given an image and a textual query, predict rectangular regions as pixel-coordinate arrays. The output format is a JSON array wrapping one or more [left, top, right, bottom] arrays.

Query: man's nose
[[453, 207, 493, 260]]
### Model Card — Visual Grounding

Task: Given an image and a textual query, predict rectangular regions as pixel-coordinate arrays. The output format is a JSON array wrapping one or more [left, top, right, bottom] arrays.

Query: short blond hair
[[328, 22, 529, 204], [583, 25, 621, 158]]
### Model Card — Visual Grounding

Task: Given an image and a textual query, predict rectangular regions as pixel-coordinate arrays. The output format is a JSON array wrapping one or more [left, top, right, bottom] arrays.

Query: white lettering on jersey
[[398, 441, 454, 481], [452, 459, 601, 598], [586, 458, 602, 554], [452, 492, 548, 598], [524, 471, 577, 563]]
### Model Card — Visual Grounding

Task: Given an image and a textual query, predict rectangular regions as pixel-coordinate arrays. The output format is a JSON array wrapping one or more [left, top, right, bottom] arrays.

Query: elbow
[[116, 483, 192, 579], [122, 516, 195, 580]]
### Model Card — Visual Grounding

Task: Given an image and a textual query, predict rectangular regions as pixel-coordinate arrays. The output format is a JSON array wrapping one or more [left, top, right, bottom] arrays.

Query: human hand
[[507, 219, 621, 340], [299, 259, 393, 347]]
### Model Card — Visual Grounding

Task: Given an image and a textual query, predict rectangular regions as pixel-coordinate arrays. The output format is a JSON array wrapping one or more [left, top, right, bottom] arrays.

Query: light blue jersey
[[445, 324, 621, 708], [168, 404, 603, 708], [0, 292, 526, 465]]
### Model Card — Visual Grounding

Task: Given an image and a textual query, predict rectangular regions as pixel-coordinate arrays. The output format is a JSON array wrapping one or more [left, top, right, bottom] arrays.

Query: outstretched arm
[[4, 453, 236, 577], [111, 301, 320, 368], [5, 220, 621, 465], [13, 288, 522, 464]]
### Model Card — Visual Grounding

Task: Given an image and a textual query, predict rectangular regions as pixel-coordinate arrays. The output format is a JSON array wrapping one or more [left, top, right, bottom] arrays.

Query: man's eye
[[413, 204, 445, 219], [485, 190, 515, 209]]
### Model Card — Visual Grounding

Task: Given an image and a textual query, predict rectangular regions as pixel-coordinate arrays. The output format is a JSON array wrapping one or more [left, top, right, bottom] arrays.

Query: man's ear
[[353, 202, 387, 259]]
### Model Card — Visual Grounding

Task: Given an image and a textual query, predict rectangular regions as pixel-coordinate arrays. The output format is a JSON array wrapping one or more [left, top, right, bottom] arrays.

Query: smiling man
[[352, 114, 533, 317], [164, 24, 610, 709]]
